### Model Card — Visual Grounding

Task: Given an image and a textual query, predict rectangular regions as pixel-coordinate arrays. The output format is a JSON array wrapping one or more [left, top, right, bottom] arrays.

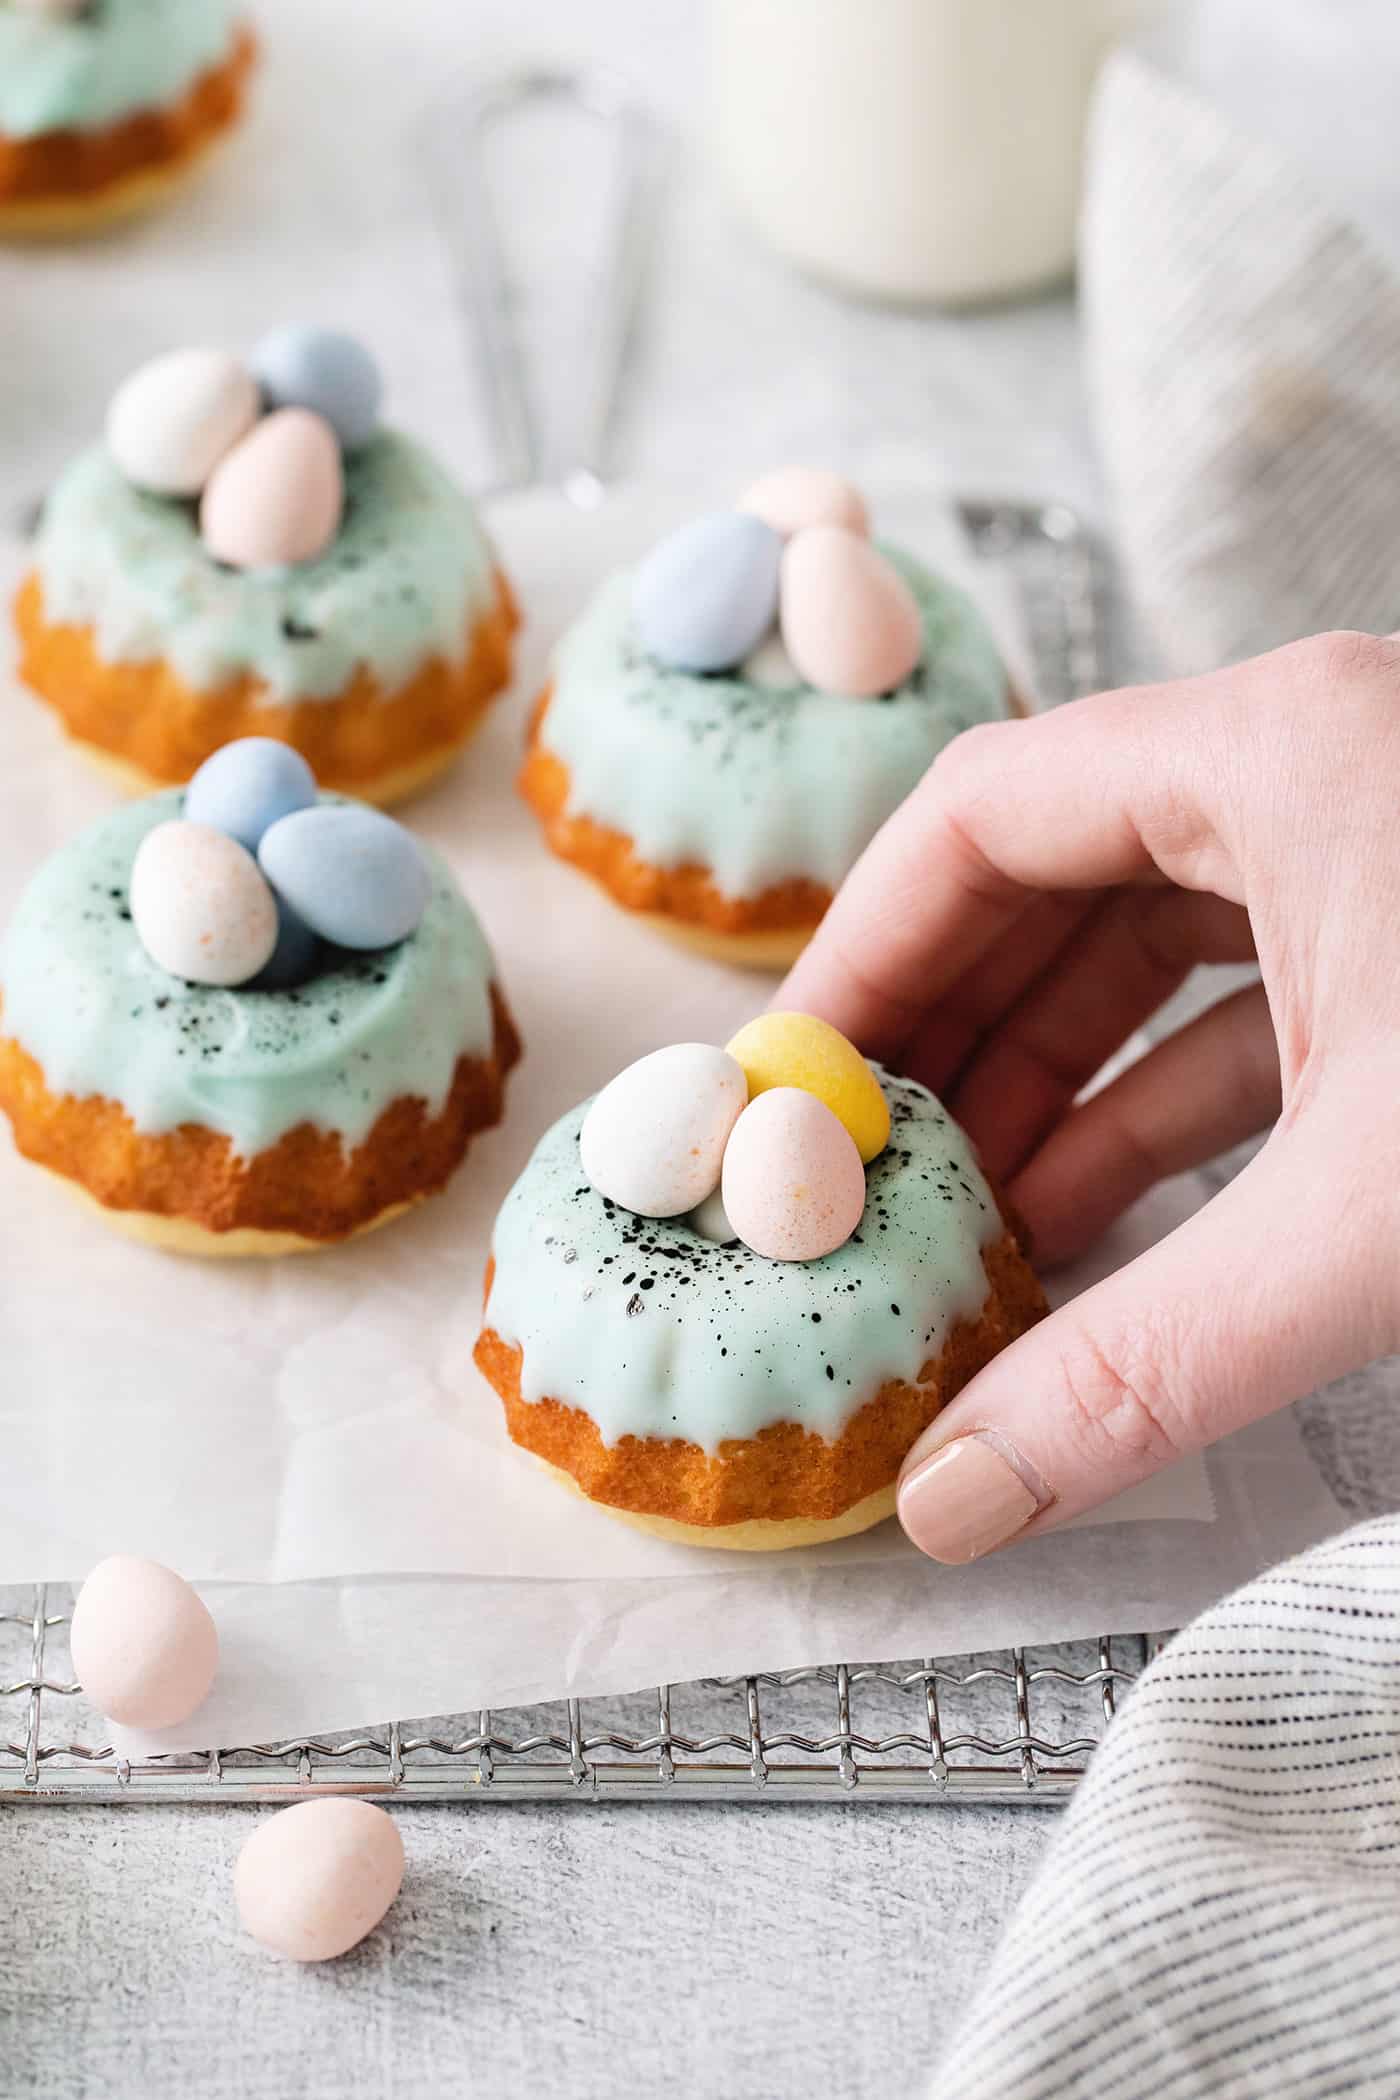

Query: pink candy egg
[[739, 467, 869, 541], [69, 1556, 218, 1730], [781, 526, 924, 698], [200, 408, 344, 569], [722, 1087, 867, 1262], [130, 820, 279, 986], [235, 1800, 405, 1963]]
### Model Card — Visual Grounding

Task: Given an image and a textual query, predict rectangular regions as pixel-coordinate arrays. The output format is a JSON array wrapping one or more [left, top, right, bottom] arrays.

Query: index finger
[[778, 669, 1239, 1061]]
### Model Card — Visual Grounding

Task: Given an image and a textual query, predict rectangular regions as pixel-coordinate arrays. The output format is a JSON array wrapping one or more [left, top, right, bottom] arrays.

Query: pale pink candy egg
[[130, 819, 279, 986], [235, 1800, 405, 1963], [738, 467, 869, 541], [721, 1087, 867, 1262], [69, 1556, 218, 1730], [780, 525, 923, 698], [200, 408, 344, 569]]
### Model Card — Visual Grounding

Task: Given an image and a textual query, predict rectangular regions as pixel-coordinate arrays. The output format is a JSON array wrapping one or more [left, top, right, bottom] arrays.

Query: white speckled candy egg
[[633, 512, 782, 673], [106, 348, 260, 498], [581, 1044, 748, 1218], [69, 1556, 218, 1729], [200, 408, 344, 569], [185, 738, 318, 852], [235, 1800, 405, 1963], [780, 526, 923, 698], [251, 325, 384, 452], [258, 804, 430, 949], [130, 820, 279, 986], [722, 1087, 867, 1262], [739, 467, 869, 541], [739, 631, 801, 689], [688, 1186, 736, 1244]]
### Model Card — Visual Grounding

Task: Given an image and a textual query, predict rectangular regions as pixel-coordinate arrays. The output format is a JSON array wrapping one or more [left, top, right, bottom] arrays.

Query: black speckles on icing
[[485, 1069, 1000, 1452]]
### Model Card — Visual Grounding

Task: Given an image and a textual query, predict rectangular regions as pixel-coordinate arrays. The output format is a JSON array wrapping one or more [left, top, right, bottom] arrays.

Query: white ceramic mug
[[710, 0, 1136, 306]]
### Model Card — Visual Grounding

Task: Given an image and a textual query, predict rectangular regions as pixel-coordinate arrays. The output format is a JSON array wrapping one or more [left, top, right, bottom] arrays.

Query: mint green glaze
[[0, 792, 499, 1157], [0, 0, 235, 138], [541, 545, 1010, 899], [485, 1069, 1001, 1452], [34, 432, 498, 702]]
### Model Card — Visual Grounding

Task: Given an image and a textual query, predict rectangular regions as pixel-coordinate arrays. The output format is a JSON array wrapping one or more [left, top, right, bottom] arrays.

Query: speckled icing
[[34, 432, 498, 703], [0, 0, 235, 138], [0, 792, 498, 1157], [542, 545, 1010, 898], [486, 1069, 1000, 1451]]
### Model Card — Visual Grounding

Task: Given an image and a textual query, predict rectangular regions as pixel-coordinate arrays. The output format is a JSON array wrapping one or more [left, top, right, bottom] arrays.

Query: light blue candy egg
[[247, 896, 320, 990], [258, 805, 431, 950], [250, 326, 383, 452], [632, 512, 782, 674], [185, 738, 318, 852]]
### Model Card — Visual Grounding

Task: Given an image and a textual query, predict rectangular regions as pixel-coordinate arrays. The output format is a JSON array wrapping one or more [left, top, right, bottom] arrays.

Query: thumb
[[897, 1113, 1394, 1562]]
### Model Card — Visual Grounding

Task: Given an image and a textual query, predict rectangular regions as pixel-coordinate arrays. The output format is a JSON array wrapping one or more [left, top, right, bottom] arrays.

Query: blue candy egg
[[185, 739, 318, 852], [632, 512, 782, 674], [250, 327, 383, 453], [247, 895, 320, 990], [258, 805, 431, 950]]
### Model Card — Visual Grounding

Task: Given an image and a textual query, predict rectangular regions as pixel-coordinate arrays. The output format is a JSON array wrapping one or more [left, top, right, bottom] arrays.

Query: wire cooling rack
[[2, 503, 1144, 1807]]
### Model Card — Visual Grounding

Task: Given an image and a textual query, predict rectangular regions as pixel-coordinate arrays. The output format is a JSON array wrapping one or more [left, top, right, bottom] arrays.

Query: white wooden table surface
[[0, 3, 1312, 2094]]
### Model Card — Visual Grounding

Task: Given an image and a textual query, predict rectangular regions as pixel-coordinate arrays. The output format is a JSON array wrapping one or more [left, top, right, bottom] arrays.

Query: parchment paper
[[0, 484, 1344, 1746]]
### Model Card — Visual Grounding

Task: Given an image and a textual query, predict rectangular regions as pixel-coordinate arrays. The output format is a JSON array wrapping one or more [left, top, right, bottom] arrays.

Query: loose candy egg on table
[[235, 1799, 405, 1963], [106, 348, 260, 498], [258, 804, 430, 950], [780, 525, 923, 698], [185, 738, 317, 852], [738, 466, 869, 541], [722, 1087, 868, 1263], [633, 512, 782, 674], [725, 1011, 890, 1163], [69, 1556, 218, 1730], [200, 408, 344, 570], [130, 820, 279, 986], [581, 1044, 748, 1218], [251, 325, 383, 453]]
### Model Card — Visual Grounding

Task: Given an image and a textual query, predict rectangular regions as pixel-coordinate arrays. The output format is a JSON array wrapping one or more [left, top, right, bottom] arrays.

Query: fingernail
[[897, 1434, 1049, 1564]]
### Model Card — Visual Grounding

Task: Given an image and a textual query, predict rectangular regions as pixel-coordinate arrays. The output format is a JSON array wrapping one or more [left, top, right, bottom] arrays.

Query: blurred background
[[7, 0, 1400, 685]]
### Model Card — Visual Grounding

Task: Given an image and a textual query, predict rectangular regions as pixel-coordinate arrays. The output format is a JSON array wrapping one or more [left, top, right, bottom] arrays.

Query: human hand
[[780, 633, 1400, 1561]]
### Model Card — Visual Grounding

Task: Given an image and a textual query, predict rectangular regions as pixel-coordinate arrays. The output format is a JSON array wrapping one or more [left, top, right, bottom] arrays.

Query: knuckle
[[1052, 1321, 1194, 1474], [1291, 629, 1400, 699]]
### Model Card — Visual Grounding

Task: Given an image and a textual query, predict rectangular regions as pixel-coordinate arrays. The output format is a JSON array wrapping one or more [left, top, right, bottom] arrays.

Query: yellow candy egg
[[723, 1012, 890, 1163]]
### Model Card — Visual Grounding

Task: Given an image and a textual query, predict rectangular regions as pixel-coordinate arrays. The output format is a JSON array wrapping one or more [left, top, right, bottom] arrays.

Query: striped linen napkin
[[1081, 26, 1400, 675], [936, 1515, 1400, 2096]]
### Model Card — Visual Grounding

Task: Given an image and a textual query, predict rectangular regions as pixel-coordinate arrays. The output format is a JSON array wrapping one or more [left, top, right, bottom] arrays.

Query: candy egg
[[248, 896, 320, 991], [185, 738, 318, 852], [235, 1800, 405, 1963], [740, 632, 801, 689], [780, 526, 923, 697], [130, 820, 279, 986], [725, 1011, 890, 1163], [69, 1556, 218, 1729], [105, 348, 260, 498], [258, 805, 430, 949], [580, 1044, 748, 1218], [722, 1088, 867, 1262], [633, 512, 782, 674], [250, 326, 383, 452], [688, 1186, 736, 1244], [200, 409, 344, 569], [739, 467, 869, 541]]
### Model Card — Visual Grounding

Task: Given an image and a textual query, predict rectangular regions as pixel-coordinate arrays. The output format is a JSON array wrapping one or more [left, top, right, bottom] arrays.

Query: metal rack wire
[[0, 505, 1151, 1807]]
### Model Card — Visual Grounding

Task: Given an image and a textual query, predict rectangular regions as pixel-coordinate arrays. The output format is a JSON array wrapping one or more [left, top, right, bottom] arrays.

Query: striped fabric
[[936, 1517, 1400, 2096], [1081, 49, 1400, 676]]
